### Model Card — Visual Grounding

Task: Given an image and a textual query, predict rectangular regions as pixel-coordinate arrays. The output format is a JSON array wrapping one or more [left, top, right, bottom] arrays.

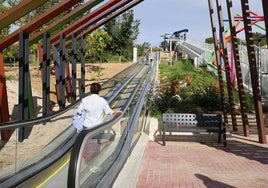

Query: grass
[[159, 60, 219, 89], [149, 58, 258, 119], [149, 59, 225, 118]]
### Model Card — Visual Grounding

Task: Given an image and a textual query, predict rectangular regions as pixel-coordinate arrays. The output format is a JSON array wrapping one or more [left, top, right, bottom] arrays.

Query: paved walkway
[[114, 128, 268, 188], [136, 132, 268, 188]]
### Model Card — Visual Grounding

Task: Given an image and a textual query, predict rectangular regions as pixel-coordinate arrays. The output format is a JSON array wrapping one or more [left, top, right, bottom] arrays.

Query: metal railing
[[176, 38, 268, 101]]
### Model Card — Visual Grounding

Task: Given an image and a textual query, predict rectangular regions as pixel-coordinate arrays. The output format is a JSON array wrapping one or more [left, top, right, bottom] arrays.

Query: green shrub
[[149, 59, 224, 117]]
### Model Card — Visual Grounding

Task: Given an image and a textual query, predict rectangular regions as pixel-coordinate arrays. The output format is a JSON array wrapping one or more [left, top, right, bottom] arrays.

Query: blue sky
[[133, 0, 265, 47]]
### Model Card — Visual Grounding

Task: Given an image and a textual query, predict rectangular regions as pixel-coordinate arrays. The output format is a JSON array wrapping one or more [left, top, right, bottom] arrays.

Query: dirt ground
[[4, 62, 133, 119]]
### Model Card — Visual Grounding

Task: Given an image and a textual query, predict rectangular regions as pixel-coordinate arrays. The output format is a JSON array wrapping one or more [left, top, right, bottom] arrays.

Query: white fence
[[176, 38, 268, 100]]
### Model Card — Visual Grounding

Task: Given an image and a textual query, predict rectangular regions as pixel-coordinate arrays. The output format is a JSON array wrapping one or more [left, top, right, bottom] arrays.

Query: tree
[[252, 32, 266, 46], [205, 37, 214, 44], [3, 43, 19, 65], [85, 28, 112, 63], [103, 10, 140, 62], [136, 42, 151, 57]]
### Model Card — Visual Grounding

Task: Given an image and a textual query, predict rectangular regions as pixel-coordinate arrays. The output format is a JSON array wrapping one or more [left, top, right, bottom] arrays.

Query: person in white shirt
[[76, 82, 122, 129]]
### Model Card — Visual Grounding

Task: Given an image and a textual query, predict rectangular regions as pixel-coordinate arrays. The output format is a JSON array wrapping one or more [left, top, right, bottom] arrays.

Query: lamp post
[[169, 38, 172, 66]]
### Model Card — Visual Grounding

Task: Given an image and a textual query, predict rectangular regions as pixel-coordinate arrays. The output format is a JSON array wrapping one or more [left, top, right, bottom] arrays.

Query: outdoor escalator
[[0, 61, 157, 187], [67, 61, 157, 187]]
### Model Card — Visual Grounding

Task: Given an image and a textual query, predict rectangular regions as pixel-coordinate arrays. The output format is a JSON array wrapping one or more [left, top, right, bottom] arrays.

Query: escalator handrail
[[97, 62, 157, 187]]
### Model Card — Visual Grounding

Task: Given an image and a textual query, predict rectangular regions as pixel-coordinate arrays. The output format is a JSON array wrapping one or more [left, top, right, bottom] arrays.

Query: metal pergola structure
[[208, 0, 267, 144], [0, 0, 144, 141]]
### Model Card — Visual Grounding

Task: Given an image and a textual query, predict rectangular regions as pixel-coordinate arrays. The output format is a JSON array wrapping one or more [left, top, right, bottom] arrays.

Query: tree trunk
[[118, 55, 122, 63]]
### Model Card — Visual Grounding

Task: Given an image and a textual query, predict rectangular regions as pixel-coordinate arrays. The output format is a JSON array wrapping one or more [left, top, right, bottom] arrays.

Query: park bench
[[162, 113, 227, 147]]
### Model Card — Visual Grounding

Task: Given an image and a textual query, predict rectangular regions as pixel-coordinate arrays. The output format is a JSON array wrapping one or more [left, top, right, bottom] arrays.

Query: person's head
[[90, 83, 101, 94]]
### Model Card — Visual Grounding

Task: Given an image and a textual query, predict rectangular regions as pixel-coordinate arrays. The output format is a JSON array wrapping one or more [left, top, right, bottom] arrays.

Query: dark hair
[[90, 83, 101, 94]]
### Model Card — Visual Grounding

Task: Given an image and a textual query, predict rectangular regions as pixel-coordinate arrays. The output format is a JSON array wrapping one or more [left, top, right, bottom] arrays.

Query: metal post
[[241, 0, 267, 144], [262, 0, 268, 46], [80, 35, 85, 96], [0, 52, 11, 140], [226, 0, 249, 136], [216, 0, 237, 130], [71, 34, 77, 102], [169, 38, 172, 66], [208, 0, 228, 125], [59, 34, 66, 108], [258, 40, 262, 98], [18, 31, 29, 142], [42, 32, 51, 115]]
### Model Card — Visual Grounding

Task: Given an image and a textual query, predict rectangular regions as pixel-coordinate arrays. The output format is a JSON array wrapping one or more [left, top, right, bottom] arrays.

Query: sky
[[132, 0, 265, 47]]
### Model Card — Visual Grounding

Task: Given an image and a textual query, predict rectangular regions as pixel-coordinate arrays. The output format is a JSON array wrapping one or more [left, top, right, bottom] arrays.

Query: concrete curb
[[112, 133, 149, 188]]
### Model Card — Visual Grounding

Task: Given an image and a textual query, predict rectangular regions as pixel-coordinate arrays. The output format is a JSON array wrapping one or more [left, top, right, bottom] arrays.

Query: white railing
[[177, 39, 268, 100]]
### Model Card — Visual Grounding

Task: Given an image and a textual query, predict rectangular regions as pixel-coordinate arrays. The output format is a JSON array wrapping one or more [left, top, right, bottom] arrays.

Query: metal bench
[[162, 113, 227, 147]]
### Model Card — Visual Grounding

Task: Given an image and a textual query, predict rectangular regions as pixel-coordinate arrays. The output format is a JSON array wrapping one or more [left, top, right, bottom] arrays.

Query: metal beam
[[50, 0, 121, 45], [0, 0, 81, 51], [0, 0, 49, 30], [29, 0, 105, 45], [72, 0, 135, 37], [66, 0, 144, 46]]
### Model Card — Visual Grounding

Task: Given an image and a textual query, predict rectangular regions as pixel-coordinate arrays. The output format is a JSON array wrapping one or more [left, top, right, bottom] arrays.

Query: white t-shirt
[[77, 94, 114, 128]]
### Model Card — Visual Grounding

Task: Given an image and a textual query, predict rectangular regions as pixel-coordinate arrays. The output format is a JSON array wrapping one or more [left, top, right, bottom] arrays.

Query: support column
[[80, 35, 85, 96], [241, 0, 267, 144], [0, 52, 11, 140], [18, 31, 30, 142], [216, 0, 237, 131], [226, 0, 250, 136], [42, 32, 51, 115], [59, 34, 66, 109], [71, 34, 77, 102], [262, 0, 268, 46], [208, 0, 228, 125]]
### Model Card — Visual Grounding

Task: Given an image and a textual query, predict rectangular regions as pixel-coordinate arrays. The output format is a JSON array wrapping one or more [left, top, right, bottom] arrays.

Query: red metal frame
[[0, 53, 11, 140]]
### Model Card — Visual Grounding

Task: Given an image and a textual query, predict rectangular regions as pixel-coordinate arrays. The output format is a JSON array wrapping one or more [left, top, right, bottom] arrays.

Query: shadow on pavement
[[207, 134, 268, 165], [195, 174, 236, 188]]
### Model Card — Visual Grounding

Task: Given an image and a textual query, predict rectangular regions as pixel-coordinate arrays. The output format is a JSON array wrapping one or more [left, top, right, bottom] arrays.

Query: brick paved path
[[137, 136, 268, 188]]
